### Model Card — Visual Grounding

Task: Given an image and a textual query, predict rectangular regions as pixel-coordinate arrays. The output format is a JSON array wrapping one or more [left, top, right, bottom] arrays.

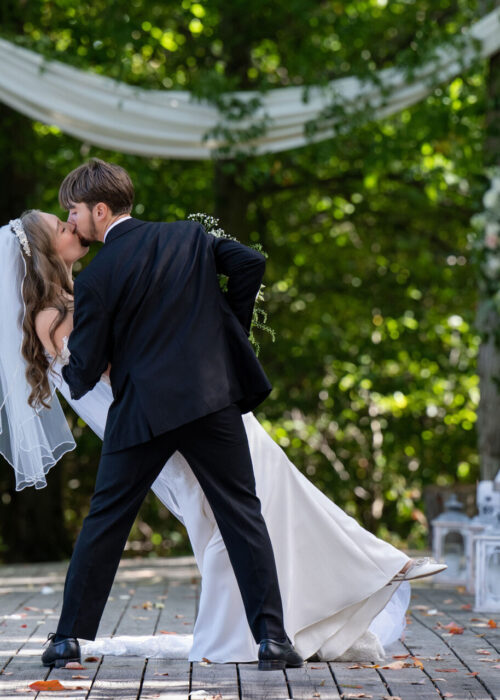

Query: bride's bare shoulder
[[35, 307, 59, 337], [35, 307, 73, 356]]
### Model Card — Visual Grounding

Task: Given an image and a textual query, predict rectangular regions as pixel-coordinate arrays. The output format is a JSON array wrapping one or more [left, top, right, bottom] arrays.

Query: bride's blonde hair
[[19, 210, 73, 409]]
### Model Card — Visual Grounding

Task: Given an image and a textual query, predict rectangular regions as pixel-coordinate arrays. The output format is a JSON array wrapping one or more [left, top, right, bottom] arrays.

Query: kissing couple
[[0, 158, 445, 669]]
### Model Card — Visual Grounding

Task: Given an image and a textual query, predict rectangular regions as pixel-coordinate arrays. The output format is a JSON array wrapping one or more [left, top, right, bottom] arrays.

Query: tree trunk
[[478, 40, 500, 481], [214, 161, 253, 243], [0, 103, 40, 221]]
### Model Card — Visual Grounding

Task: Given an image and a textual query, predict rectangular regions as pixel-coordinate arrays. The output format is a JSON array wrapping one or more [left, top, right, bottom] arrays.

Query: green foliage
[[0, 0, 494, 560], [188, 212, 276, 353]]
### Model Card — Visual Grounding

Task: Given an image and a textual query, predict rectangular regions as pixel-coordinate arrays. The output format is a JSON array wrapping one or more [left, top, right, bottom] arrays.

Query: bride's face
[[40, 212, 89, 265]]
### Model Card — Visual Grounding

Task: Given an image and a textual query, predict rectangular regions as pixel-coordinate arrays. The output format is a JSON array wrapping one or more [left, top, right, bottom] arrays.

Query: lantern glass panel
[[443, 532, 465, 577], [486, 548, 500, 601]]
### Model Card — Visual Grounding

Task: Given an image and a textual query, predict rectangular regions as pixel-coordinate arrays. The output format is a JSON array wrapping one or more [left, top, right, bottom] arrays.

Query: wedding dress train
[[53, 368, 410, 663]]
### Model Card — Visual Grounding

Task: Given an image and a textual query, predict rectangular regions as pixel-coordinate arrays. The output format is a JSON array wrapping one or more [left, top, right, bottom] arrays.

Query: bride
[[0, 210, 443, 664]]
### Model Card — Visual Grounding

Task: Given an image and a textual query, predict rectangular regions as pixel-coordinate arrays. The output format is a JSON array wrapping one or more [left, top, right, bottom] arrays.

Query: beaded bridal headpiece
[[9, 218, 31, 257]]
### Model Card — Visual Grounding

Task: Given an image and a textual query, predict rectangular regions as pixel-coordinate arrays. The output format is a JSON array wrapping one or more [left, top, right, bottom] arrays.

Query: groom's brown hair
[[59, 158, 134, 215]]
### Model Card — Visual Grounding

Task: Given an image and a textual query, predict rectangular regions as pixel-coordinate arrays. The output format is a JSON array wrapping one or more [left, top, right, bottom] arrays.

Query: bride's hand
[[100, 363, 112, 385]]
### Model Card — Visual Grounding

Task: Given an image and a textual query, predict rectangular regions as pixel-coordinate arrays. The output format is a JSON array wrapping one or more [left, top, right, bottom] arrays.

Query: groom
[[42, 158, 302, 671]]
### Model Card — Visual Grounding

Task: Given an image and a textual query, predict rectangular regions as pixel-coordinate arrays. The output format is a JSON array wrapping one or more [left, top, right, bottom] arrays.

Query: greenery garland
[[188, 213, 275, 355]]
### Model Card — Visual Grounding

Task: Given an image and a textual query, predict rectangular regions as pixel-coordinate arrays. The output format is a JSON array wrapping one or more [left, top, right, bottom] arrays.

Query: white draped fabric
[[0, 8, 499, 159]]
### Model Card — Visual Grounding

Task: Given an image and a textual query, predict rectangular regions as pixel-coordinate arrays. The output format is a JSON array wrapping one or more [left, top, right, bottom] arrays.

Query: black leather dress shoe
[[258, 638, 304, 671], [41, 633, 81, 668]]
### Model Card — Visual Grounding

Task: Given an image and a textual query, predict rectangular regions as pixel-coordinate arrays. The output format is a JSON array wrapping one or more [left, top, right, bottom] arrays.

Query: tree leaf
[[64, 662, 86, 669], [28, 680, 66, 691], [442, 622, 464, 634]]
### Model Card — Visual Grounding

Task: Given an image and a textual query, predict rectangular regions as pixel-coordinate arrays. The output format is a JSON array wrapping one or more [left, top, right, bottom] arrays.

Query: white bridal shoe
[[391, 557, 447, 583]]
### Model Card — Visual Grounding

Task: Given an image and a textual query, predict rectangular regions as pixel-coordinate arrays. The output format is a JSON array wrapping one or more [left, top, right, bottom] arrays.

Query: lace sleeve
[[59, 336, 71, 366]]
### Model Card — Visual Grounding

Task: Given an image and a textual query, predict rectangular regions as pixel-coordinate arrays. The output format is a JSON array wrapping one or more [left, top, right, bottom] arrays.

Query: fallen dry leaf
[[476, 649, 491, 655], [442, 623, 464, 635], [154, 672, 170, 676], [392, 654, 409, 659], [461, 603, 472, 610], [64, 661, 86, 670], [412, 657, 424, 669], [341, 694, 372, 699], [443, 694, 454, 698], [466, 672, 479, 676], [71, 675, 89, 679], [435, 669, 459, 673], [382, 696, 402, 700], [84, 656, 99, 662], [410, 681, 425, 685], [381, 660, 412, 670], [488, 619, 498, 628], [29, 680, 67, 691], [175, 614, 185, 618], [159, 630, 178, 635], [443, 599, 455, 604], [340, 685, 363, 689]]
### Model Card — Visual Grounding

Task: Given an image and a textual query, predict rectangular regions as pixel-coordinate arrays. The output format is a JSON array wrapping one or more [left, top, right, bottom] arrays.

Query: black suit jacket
[[62, 218, 272, 453]]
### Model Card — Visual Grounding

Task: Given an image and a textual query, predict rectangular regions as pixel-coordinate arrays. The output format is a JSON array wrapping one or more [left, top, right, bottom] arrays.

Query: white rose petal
[[486, 222, 500, 237], [484, 190, 499, 209]]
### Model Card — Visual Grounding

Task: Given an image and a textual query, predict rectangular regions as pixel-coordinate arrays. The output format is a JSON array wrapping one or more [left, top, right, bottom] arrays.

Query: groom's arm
[[210, 235, 266, 335], [62, 279, 111, 400]]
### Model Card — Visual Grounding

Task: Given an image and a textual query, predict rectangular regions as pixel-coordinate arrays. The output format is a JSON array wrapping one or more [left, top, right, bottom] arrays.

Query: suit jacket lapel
[[105, 218, 144, 243]]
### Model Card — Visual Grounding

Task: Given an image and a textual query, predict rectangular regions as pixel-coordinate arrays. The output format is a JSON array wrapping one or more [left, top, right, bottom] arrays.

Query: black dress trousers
[[57, 404, 286, 644]]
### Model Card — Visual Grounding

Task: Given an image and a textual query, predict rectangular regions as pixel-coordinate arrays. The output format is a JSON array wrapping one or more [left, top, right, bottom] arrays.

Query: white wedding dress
[[51, 359, 410, 663]]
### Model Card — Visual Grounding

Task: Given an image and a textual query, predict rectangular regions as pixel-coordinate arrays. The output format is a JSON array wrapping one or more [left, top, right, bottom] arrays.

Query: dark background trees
[[0, 0, 496, 561]]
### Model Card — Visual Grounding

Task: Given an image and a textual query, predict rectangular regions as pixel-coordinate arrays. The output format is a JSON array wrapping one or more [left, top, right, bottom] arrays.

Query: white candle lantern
[[475, 532, 500, 611], [474, 481, 500, 527], [474, 481, 500, 610], [432, 494, 478, 589]]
